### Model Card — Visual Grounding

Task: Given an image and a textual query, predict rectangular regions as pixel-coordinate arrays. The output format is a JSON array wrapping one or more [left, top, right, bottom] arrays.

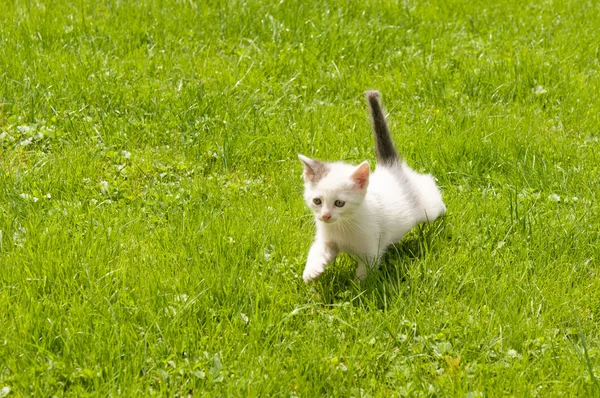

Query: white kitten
[[299, 91, 446, 283]]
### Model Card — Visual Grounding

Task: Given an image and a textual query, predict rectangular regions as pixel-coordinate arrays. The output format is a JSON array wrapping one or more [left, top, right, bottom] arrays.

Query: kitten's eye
[[334, 200, 345, 207], [313, 198, 322, 205]]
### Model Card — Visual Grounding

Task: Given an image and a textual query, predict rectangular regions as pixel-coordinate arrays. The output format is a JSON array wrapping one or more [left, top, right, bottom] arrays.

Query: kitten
[[298, 91, 446, 283]]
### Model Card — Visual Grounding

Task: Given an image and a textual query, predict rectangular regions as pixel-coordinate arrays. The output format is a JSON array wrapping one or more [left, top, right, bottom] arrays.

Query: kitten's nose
[[322, 214, 331, 221]]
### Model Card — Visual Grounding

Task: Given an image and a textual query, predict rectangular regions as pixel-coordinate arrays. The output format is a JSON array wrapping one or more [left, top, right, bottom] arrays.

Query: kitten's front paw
[[303, 264, 324, 283], [356, 265, 368, 281]]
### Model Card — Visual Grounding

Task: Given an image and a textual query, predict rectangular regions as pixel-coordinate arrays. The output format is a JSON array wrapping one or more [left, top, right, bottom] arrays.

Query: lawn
[[1, 0, 599, 395]]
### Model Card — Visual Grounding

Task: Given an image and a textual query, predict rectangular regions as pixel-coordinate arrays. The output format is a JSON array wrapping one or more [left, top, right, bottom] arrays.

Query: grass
[[0, 0, 599, 395]]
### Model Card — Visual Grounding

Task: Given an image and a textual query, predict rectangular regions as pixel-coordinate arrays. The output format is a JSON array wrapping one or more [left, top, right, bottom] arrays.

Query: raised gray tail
[[366, 90, 400, 166]]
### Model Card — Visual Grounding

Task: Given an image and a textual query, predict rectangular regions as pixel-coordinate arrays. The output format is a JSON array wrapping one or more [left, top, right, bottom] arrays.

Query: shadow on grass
[[310, 217, 450, 309]]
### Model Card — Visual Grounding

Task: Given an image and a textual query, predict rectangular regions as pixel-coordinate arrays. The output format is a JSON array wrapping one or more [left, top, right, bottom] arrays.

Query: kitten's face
[[298, 155, 369, 224], [304, 183, 364, 223]]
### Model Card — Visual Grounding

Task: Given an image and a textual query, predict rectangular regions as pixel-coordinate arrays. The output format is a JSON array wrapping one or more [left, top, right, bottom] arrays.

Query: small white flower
[[100, 180, 109, 194], [122, 150, 131, 159], [507, 349, 519, 358], [175, 294, 188, 303], [533, 85, 547, 95], [548, 193, 561, 202], [0, 386, 11, 398], [13, 227, 26, 246], [19, 138, 32, 146], [17, 125, 32, 133], [263, 244, 274, 261], [240, 313, 249, 324]]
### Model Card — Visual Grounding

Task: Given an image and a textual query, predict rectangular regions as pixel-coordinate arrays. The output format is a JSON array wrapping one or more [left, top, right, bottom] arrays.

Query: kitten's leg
[[355, 251, 381, 281], [356, 260, 368, 281], [303, 240, 338, 283]]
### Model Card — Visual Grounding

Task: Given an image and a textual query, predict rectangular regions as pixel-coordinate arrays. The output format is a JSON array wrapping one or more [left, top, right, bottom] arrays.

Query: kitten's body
[[299, 91, 445, 283]]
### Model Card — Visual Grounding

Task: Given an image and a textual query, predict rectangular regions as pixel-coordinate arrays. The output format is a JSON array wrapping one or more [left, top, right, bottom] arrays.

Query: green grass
[[1, 0, 599, 395]]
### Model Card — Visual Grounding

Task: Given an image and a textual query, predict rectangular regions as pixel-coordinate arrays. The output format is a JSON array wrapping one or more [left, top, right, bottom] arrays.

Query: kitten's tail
[[365, 90, 400, 166]]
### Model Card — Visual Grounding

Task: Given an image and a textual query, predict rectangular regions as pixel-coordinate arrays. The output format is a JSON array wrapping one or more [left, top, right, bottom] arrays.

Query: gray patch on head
[[298, 154, 331, 184]]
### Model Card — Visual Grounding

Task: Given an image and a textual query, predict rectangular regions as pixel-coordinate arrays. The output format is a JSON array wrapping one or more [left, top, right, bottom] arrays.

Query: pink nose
[[322, 214, 331, 221]]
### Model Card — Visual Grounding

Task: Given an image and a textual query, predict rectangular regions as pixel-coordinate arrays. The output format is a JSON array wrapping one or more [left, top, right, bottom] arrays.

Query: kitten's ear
[[351, 161, 370, 189], [298, 154, 329, 183]]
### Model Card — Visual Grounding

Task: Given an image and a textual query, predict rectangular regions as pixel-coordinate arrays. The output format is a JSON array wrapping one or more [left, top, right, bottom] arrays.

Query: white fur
[[300, 160, 445, 282]]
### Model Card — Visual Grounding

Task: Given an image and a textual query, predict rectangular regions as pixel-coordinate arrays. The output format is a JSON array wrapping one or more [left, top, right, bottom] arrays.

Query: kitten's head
[[298, 154, 370, 224]]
